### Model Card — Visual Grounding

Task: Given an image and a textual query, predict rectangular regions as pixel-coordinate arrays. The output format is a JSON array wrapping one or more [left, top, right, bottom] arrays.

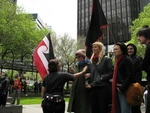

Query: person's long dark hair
[[115, 42, 127, 55], [127, 43, 137, 56], [136, 27, 150, 39]]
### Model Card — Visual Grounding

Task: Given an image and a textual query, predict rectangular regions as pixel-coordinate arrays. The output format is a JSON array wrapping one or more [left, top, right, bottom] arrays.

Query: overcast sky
[[17, 0, 77, 39]]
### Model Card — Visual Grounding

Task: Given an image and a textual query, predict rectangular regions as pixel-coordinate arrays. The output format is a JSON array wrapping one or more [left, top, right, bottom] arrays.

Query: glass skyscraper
[[77, 0, 149, 45]]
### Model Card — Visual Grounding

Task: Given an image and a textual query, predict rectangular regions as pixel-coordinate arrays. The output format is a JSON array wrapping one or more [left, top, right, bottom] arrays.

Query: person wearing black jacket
[[85, 42, 113, 113], [0, 73, 9, 107], [41, 59, 86, 113], [127, 43, 142, 113], [137, 26, 150, 113], [112, 42, 134, 113]]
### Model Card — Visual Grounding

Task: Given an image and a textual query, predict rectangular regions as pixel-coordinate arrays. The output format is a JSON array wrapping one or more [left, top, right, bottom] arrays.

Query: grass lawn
[[20, 97, 69, 105]]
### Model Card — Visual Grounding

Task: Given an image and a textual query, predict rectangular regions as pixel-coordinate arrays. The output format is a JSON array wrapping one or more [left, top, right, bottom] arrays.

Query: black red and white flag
[[85, 0, 108, 59], [33, 33, 55, 80]]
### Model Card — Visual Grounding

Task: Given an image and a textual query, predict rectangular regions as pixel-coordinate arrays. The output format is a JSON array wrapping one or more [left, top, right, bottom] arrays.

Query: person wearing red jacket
[[11, 74, 22, 105]]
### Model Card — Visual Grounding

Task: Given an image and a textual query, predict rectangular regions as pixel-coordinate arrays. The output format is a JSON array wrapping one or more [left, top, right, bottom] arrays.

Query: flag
[[33, 33, 55, 80], [85, 0, 108, 58]]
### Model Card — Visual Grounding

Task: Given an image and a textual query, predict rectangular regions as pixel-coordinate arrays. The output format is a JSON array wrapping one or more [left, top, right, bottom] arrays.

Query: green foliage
[[20, 97, 69, 105], [128, 3, 150, 57], [0, 0, 49, 60], [0, 0, 77, 80], [129, 3, 150, 78], [20, 97, 42, 105]]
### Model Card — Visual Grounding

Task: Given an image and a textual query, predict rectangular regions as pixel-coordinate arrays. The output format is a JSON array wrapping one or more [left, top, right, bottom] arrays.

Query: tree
[[0, 0, 49, 61], [51, 33, 77, 70], [129, 3, 150, 57], [128, 3, 150, 79], [0, 0, 50, 79]]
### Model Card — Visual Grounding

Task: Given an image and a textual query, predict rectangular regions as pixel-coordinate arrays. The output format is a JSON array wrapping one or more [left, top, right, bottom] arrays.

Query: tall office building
[[32, 13, 47, 29], [77, 0, 149, 45], [140, 0, 150, 10], [12, 0, 17, 4]]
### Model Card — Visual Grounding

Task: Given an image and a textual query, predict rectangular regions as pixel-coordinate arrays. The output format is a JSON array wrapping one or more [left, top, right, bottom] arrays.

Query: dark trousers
[[131, 105, 141, 113], [42, 100, 65, 113], [89, 86, 110, 113], [0, 92, 7, 106]]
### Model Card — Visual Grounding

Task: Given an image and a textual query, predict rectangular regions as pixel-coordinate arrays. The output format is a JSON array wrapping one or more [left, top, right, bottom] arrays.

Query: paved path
[[23, 103, 145, 113], [23, 104, 42, 113], [23, 103, 69, 113]]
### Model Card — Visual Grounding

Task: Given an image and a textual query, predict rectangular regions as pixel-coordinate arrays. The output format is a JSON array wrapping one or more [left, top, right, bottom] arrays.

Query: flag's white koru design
[[33, 36, 50, 80]]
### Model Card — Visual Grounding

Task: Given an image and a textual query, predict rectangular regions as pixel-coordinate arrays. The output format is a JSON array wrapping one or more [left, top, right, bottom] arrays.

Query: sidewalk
[[23, 104, 42, 113], [23, 103, 69, 113], [23, 103, 145, 113]]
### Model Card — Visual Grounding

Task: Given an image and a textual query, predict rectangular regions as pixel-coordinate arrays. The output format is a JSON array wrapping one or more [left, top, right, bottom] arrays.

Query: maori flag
[[33, 33, 55, 80], [85, 0, 108, 59]]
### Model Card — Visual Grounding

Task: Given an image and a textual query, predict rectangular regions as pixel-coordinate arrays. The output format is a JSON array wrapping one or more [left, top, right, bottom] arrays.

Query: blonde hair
[[90, 42, 105, 64]]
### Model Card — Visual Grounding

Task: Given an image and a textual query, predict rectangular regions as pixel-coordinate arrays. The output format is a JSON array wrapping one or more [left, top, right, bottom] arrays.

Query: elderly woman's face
[[113, 45, 122, 57], [92, 44, 101, 54], [76, 55, 84, 62]]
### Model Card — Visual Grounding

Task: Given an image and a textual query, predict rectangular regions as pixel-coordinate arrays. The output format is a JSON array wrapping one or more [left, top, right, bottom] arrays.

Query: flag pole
[[106, 25, 109, 56], [33, 33, 55, 79], [85, 0, 108, 59]]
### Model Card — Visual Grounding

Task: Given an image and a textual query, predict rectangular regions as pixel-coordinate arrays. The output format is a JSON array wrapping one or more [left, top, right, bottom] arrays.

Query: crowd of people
[[41, 25, 150, 113], [0, 25, 150, 113], [0, 71, 42, 106]]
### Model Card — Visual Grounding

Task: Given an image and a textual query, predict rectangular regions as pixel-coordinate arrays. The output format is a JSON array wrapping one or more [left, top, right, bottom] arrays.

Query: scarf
[[92, 55, 99, 64], [111, 55, 124, 113], [77, 59, 90, 65]]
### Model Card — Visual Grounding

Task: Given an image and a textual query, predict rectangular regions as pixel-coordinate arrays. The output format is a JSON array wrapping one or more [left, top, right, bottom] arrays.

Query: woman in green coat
[[67, 49, 91, 113]]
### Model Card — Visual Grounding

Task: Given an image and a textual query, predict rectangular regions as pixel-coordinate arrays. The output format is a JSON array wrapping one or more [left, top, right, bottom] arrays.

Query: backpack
[[126, 82, 143, 106]]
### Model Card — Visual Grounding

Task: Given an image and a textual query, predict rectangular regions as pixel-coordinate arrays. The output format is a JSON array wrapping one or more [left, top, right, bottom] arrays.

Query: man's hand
[[85, 84, 92, 89], [84, 73, 91, 79]]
